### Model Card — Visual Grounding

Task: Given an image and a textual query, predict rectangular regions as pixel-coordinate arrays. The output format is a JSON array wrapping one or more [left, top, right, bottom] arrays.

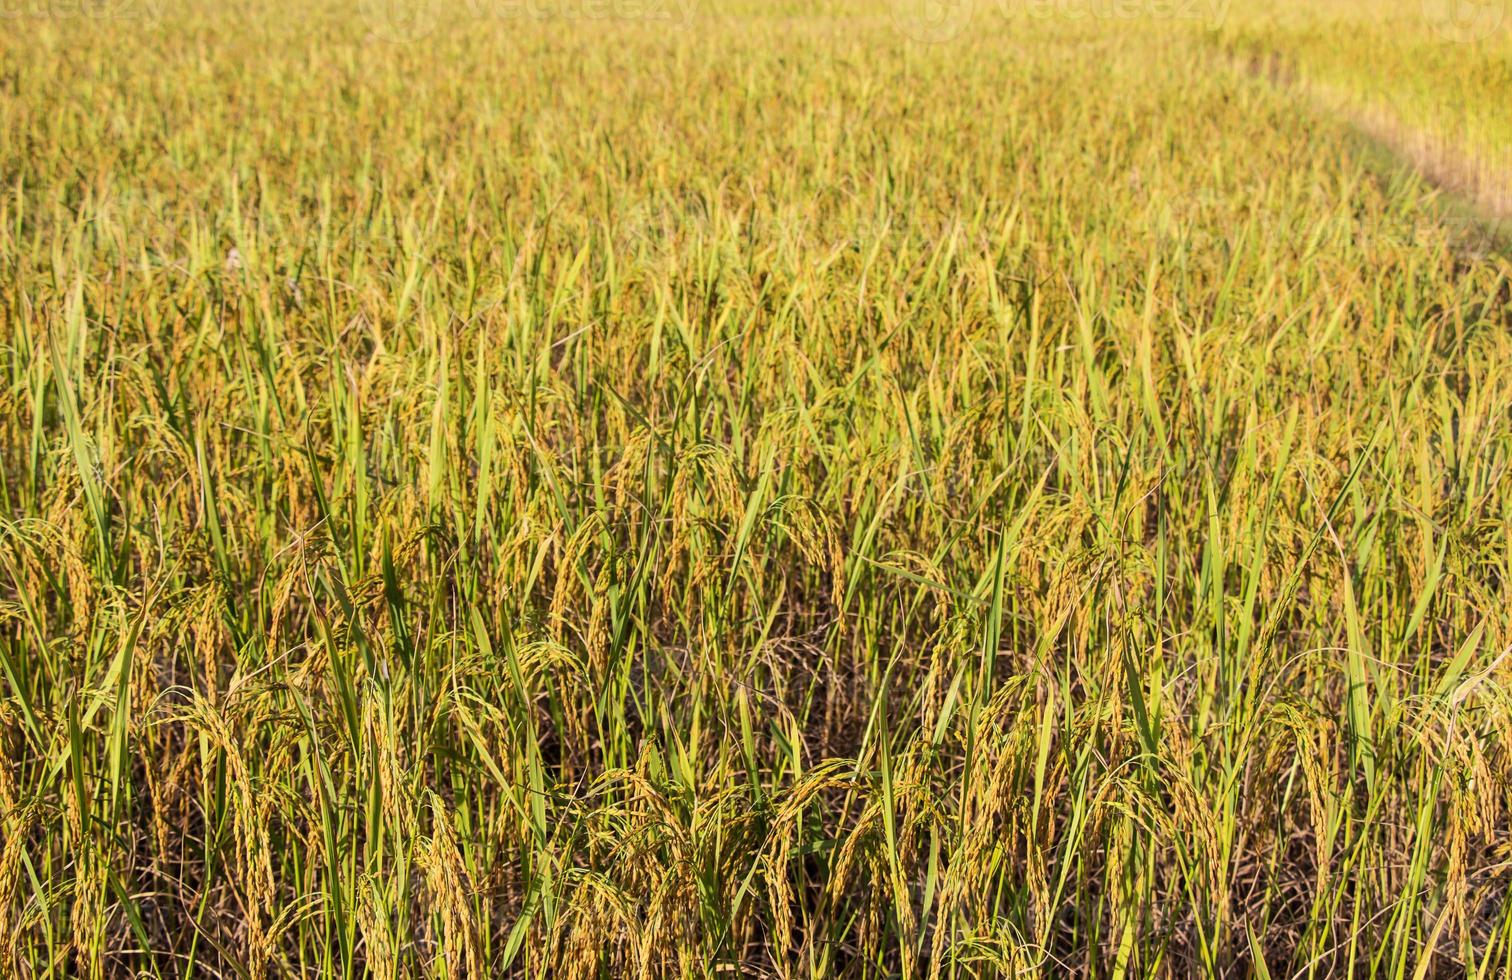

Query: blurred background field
[[1216, 0, 1512, 219], [1, 1, 1511, 977]]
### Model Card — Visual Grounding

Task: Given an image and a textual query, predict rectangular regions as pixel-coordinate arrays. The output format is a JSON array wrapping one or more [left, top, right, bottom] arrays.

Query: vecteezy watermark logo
[[359, 0, 439, 41], [0, 0, 162, 22], [890, 0, 975, 43], [360, 0, 701, 43], [887, 0, 1231, 42], [1018, 0, 1230, 23], [468, 0, 699, 21], [1422, 0, 1507, 42]]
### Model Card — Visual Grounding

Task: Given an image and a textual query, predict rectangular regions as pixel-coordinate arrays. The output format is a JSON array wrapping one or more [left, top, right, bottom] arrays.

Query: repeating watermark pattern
[[890, 0, 975, 43], [1022, 0, 1230, 19], [890, 0, 1233, 43], [359, 0, 439, 42], [1422, 0, 1507, 42], [361, 0, 699, 43], [0, 0, 161, 20]]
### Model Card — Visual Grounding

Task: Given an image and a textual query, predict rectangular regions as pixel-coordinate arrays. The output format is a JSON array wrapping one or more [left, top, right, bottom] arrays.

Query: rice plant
[[1, 1, 1510, 976]]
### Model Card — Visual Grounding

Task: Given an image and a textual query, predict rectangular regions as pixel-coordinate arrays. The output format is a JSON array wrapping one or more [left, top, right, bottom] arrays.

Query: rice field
[[1, 0, 1510, 976]]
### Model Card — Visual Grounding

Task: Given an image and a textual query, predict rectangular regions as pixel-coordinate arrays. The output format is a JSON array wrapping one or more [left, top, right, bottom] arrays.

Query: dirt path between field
[[1239, 49, 1512, 244]]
